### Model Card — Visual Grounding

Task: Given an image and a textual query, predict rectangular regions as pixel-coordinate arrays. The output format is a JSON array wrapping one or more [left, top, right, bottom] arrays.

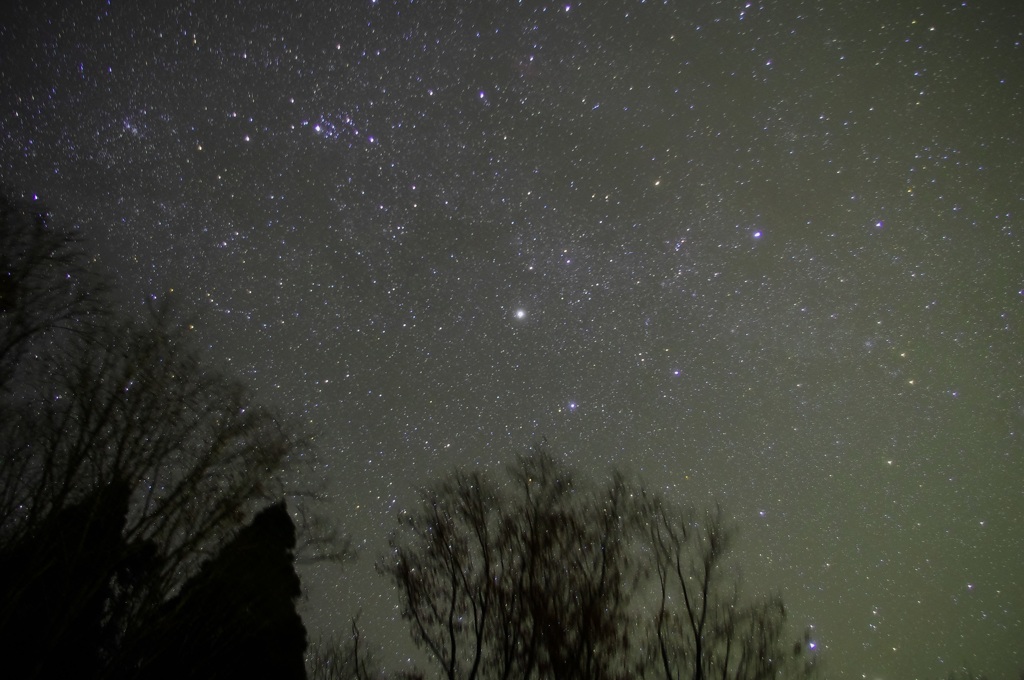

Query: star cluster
[[2, 1, 1022, 677]]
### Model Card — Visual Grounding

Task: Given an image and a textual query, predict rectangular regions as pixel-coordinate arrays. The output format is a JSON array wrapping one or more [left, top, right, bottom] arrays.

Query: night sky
[[2, 1, 1022, 677]]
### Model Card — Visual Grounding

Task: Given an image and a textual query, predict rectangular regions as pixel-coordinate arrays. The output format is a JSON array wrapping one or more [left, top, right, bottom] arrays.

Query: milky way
[[2, 1, 1022, 677]]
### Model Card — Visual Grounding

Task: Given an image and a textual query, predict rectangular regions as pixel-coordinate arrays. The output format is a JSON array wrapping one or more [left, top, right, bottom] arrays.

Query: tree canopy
[[0, 193, 308, 678], [381, 446, 819, 680]]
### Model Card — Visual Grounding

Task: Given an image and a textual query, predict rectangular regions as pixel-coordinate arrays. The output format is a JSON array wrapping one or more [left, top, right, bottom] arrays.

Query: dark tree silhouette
[[384, 448, 644, 679], [383, 447, 818, 680], [641, 500, 816, 680], [307, 615, 380, 680], [0, 193, 310, 678], [383, 467, 495, 679], [0, 481, 132, 677], [132, 502, 307, 680], [496, 453, 639, 680], [0, 193, 106, 387]]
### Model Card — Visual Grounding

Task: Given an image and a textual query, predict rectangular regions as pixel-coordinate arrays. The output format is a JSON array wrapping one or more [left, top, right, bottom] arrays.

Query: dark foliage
[[134, 502, 307, 680], [0, 482, 131, 677]]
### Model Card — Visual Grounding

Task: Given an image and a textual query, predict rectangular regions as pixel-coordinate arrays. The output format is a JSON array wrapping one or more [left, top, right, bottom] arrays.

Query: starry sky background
[[2, 0, 1022, 677]]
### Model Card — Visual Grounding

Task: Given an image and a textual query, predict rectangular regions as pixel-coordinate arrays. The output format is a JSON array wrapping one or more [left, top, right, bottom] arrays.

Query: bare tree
[[641, 498, 817, 680], [495, 452, 640, 680], [0, 193, 107, 388], [307, 615, 380, 680], [381, 447, 644, 680], [0, 194, 309, 677], [382, 448, 818, 680], [1, 302, 301, 602], [383, 468, 496, 680]]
